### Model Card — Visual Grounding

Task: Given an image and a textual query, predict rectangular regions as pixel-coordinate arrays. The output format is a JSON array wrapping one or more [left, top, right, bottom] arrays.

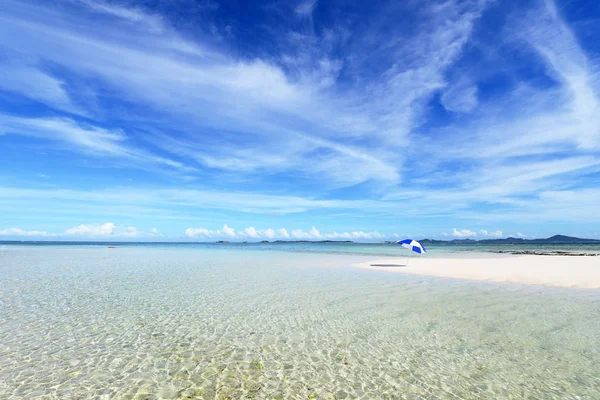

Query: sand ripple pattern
[[1, 247, 600, 399]]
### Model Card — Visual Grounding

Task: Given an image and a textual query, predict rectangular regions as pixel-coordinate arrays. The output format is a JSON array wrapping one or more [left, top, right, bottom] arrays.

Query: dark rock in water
[[491, 250, 598, 256]]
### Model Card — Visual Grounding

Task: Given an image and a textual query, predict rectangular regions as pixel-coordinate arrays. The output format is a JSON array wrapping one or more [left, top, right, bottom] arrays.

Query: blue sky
[[1, 0, 599, 241]]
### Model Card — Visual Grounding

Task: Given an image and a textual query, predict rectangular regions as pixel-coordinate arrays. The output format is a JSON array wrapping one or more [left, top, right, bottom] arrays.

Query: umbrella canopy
[[396, 239, 427, 254]]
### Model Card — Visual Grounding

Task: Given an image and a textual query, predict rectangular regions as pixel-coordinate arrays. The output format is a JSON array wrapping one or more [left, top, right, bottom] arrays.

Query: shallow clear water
[[2, 241, 600, 258], [1, 247, 600, 399]]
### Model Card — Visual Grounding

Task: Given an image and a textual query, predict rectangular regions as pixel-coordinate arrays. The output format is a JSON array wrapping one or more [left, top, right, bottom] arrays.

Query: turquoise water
[[1, 246, 600, 399], [2, 241, 600, 257]]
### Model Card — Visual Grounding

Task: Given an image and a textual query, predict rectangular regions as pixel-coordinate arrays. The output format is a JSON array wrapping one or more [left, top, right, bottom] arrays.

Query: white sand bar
[[355, 255, 600, 289]]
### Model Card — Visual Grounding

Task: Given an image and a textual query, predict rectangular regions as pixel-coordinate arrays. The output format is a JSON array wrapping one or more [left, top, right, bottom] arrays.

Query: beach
[[4, 0, 600, 398], [1, 245, 600, 399], [355, 254, 600, 289]]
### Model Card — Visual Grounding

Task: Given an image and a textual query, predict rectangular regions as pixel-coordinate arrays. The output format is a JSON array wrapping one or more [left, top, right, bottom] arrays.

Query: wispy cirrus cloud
[[0, 186, 385, 217], [0, 0, 487, 187], [440, 78, 478, 113], [2, 184, 600, 227], [72, 0, 165, 33], [417, 0, 599, 166], [295, 0, 318, 17], [0, 61, 83, 115], [0, 0, 599, 238], [0, 115, 195, 173]]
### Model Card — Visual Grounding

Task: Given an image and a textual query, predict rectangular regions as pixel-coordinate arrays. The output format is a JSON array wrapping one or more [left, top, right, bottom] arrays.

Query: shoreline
[[354, 255, 600, 289]]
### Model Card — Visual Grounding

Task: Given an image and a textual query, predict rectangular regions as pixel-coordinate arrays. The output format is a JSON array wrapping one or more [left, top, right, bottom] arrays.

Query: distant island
[[244, 235, 600, 245], [418, 235, 600, 245], [1, 235, 598, 246], [219, 235, 600, 245]]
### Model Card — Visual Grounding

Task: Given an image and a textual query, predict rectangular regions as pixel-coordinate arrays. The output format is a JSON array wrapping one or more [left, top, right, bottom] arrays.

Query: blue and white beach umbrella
[[396, 239, 427, 254]]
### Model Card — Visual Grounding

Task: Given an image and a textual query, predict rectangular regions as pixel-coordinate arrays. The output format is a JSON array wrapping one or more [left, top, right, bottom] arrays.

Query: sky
[[0, 0, 599, 241]]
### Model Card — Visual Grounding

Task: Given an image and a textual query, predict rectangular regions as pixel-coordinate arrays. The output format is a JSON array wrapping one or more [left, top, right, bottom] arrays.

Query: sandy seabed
[[2, 247, 600, 399], [355, 254, 600, 289]]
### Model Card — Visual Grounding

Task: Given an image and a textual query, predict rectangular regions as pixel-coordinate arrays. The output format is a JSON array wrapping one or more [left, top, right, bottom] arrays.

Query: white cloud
[[479, 229, 503, 237], [291, 229, 311, 239], [1, 0, 598, 233], [65, 222, 116, 237], [518, 0, 600, 149], [0, 63, 82, 115], [0, 0, 486, 187], [381, 0, 600, 221], [244, 226, 259, 238], [185, 224, 236, 239], [122, 226, 137, 237], [221, 224, 236, 237], [295, 0, 318, 16], [61, 223, 162, 238], [149, 227, 164, 238], [185, 225, 388, 241], [263, 228, 276, 239], [459, 3, 597, 150], [326, 230, 386, 240], [0, 115, 194, 173], [0, 187, 352, 218], [74, 0, 165, 33], [452, 228, 477, 237], [146, 228, 165, 238], [440, 79, 478, 113], [276, 228, 290, 238], [0, 228, 54, 237], [185, 228, 210, 238], [3, 182, 600, 229], [0, 224, 160, 239], [3, 183, 600, 228]]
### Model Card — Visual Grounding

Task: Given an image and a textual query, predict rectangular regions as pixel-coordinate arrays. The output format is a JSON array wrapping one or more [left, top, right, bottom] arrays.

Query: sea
[[2, 240, 600, 257], [1, 242, 599, 399]]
